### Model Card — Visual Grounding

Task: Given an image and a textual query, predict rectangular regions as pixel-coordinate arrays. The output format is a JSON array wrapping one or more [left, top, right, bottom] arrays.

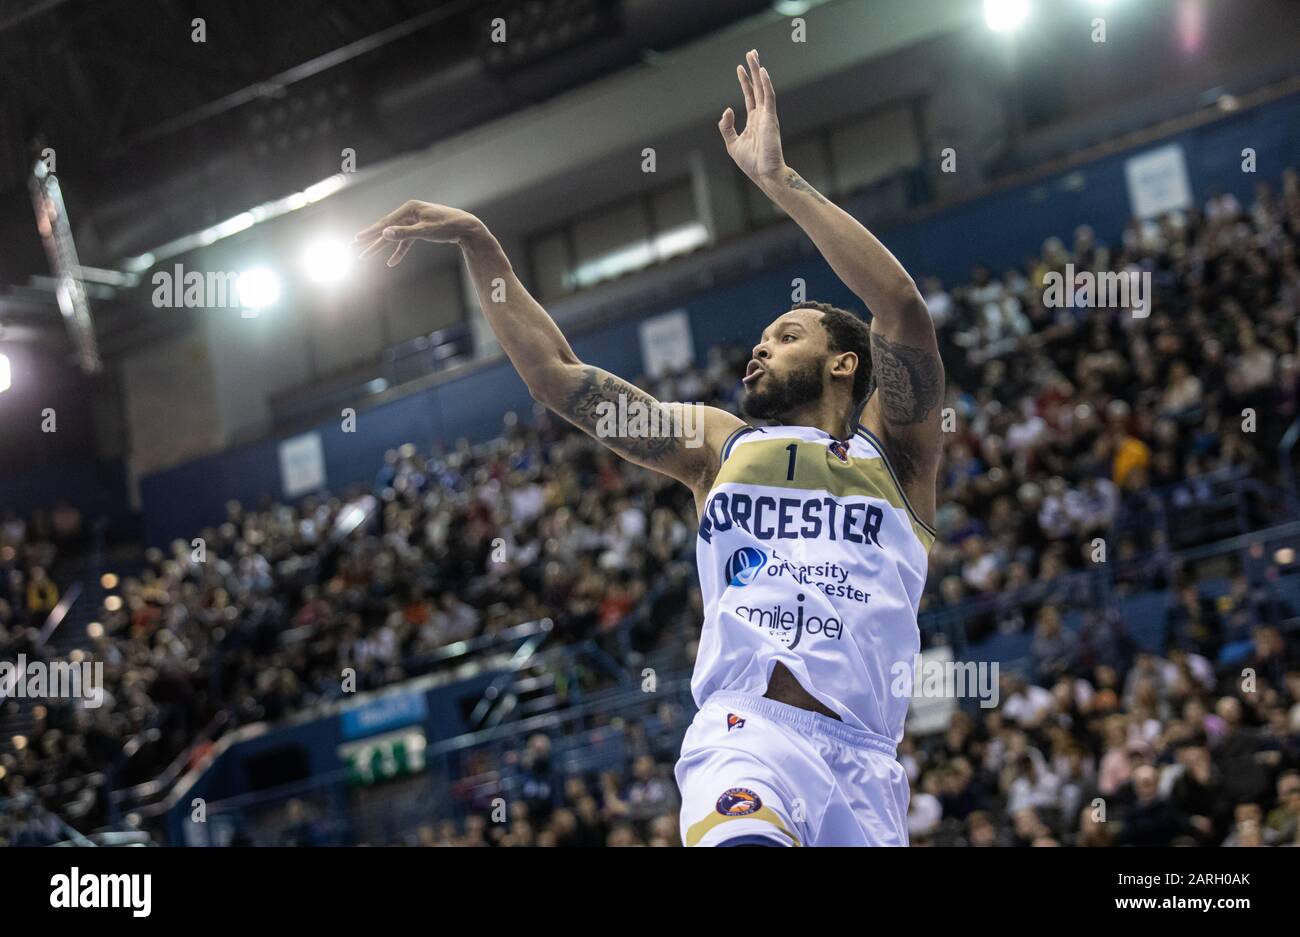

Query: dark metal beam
[[106, 0, 479, 154], [0, 0, 77, 35]]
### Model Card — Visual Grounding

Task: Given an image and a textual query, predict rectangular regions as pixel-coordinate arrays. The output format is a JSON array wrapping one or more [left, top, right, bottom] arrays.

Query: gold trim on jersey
[[855, 424, 939, 540], [713, 436, 936, 550], [684, 805, 801, 847], [720, 424, 757, 462]]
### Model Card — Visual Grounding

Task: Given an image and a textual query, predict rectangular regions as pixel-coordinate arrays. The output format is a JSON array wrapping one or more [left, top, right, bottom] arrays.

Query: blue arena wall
[[0, 459, 135, 539], [165, 667, 504, 845], [136, 91, 1300, 546]]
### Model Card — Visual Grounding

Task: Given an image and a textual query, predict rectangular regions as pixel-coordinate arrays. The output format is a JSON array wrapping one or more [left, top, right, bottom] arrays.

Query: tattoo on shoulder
[[783, 169, 826, 205], [559, 366, 691, 469], [870, 333, 942, 427]]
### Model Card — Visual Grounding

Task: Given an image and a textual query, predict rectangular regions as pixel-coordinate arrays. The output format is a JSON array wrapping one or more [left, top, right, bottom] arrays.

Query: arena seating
[[3, 167, 1299, 848]]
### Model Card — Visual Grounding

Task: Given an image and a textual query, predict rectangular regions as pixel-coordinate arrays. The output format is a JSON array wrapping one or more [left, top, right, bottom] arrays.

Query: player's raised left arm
[[720, 50, 943, 512]]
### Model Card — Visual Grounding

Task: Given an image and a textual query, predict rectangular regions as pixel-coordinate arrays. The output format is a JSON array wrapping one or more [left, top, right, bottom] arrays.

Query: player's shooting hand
[[718, 49, 786, 186], [352, 200, 485, 267]]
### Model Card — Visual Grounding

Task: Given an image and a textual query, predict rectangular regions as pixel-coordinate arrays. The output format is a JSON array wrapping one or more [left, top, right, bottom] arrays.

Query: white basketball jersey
[[691, 422, 935, 742]]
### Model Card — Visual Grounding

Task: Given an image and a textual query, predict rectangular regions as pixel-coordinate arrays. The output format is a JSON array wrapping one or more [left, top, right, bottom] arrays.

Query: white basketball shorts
[[675, 691, 910, 847]]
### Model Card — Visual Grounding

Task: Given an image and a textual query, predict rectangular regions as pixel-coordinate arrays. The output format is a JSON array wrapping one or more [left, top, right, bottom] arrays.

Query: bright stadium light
[[0, 353, 10, 393], [237, 267, 282, 312], [984, 0, 1030, 32], [303, 237, 353, 284]]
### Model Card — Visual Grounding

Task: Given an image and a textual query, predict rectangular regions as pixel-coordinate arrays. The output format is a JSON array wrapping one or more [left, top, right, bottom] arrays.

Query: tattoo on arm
[[870, 333, 942, 426], [559, 366, 691, 470], [782, 169, 827, 205], [868, 333, 942, 488]]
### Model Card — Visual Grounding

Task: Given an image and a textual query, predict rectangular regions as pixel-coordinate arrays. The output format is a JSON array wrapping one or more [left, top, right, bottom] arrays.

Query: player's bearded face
[[742, 355, 826, 420]]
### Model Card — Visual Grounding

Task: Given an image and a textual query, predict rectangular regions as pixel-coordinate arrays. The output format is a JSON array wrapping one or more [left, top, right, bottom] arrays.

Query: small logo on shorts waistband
[[726, 713, 746, 732], [716, 787, 761, 816]]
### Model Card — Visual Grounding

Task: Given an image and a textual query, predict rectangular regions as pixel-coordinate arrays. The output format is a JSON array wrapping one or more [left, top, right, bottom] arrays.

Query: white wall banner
[[905, 645, 961, 737], [638, 308, 695, 379], [1124, 143, 1193, 220], [278, 431, 326, 498]]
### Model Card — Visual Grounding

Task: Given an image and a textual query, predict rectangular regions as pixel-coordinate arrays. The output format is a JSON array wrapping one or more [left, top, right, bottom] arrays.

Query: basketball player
[[354, 49, 943, 847]]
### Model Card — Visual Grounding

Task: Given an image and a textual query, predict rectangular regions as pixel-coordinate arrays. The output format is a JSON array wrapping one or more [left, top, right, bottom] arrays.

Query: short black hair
[[791, 301, 873, 405]]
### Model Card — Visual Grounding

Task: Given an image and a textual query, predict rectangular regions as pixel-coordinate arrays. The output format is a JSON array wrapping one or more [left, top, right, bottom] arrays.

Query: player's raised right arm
[[354, 201, 742, 489]]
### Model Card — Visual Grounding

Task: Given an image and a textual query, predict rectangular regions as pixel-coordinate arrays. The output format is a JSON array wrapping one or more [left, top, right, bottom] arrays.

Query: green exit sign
[[339, 728, 428, 786]]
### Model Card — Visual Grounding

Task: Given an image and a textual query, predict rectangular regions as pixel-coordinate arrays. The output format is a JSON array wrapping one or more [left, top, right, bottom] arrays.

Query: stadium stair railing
[[188, 672, 696, 846], [114, 615, 557, 837], [0, 550, 110, 758]]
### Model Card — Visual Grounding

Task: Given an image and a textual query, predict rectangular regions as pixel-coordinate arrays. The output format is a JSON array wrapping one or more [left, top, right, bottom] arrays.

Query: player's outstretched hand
[[718, 49, 786, 186], [352, 200, 484, 267]]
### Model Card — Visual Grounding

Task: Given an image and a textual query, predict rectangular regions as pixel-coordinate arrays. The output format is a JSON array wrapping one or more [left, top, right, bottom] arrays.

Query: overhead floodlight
[[119, 173, 351, 273], [303, 238, 353, 284], [237, 267, 282, 312], [984, 0, 1030, 32]]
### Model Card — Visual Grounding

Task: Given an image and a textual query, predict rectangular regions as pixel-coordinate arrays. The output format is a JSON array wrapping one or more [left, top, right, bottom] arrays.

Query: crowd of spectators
[[369, 712, 691, 848], [901, 638, 1300, 847], [0, 358, 728, 842], [2, 170, 1299, 846], [0, 505, 83, 639], [922, 171, 1300, 619], [381, 623, 1300, 847]]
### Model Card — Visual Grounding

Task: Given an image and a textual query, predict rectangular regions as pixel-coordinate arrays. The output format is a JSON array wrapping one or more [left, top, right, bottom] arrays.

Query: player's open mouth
[[743, 364, 765, 385]]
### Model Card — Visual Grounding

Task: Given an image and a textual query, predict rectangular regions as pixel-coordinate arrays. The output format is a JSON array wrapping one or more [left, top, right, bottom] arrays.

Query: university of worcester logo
[[725, 546, 768, 587]]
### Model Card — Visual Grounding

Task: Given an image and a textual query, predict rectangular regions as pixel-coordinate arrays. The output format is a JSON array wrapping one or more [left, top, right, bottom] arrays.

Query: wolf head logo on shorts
[[716, 787, 761, 816], [725, 547, 767, 587], [726, 713, 745, 732]]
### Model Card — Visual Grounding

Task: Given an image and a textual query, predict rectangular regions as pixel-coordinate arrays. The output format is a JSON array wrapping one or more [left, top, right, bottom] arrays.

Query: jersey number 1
[[785, 443, 798, 481]]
